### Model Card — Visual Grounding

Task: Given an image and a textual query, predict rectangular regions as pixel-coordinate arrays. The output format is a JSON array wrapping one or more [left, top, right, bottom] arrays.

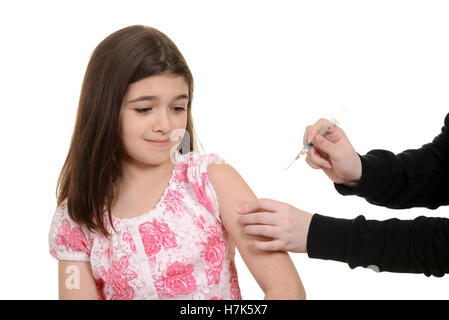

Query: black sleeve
[[307, 213, 449, 277], [335, 113, 449, 209]]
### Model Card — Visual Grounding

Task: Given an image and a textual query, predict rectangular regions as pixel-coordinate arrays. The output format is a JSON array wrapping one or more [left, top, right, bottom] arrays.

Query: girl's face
[[119, 73, 189, 167]]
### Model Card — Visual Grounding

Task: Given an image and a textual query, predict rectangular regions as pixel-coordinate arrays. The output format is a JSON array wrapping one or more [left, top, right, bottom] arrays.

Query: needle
[[285, 143, 313, 170], [285, 106, 347, 170]]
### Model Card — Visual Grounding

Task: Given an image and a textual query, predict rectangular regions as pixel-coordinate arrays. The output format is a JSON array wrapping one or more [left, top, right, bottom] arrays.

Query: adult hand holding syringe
[[285, 107, 362, 187], [285, 117, 339, 170], [286, 107, 347, 170], [301, 111, 362, 187]]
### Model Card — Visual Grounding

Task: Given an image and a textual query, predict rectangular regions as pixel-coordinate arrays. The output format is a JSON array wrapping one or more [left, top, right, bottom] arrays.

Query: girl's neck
[[117, 158, 175, 191]]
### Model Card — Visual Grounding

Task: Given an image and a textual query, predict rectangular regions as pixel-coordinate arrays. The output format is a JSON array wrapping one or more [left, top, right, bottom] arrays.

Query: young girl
[[48, 25, 305, 300]]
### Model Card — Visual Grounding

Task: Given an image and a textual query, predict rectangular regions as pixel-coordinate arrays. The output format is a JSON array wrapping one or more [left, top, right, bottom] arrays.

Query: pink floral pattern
[[139, 219, 177, 256], [190, 172, 217, 215], [162, 189, 185, 216], [200, 220, 227, 285], [154, 262, 197, 297], [172, 162, 189, 184], [122, 232, 136, 252], [229, 260, 241, 300], [54, 218, 90, 255], [99, 255, 137, 300], [49, 151, 241, 300]]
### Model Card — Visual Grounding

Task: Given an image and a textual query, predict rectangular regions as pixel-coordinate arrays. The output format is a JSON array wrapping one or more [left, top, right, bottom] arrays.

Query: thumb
[[314, 135, 339, 158]]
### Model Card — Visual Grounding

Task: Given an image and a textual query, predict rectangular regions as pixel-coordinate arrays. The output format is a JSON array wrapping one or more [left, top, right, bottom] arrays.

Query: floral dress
[[48, 151, 242, 300]]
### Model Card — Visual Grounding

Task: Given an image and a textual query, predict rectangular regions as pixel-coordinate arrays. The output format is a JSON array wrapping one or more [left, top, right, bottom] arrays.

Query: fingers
[[308, 118, 338, 143], [237, 211, 284, 250], [243, 225, 278, 238], [303, 119, 340, 170], [238, 198, 284, 214], [303, 125, 312, 145], [306, 146, 332, 169], [305, 154, 320, 169], [237, 212, 277, 226], [304, 125, 322, 169], [313, 135, 341, 162], [251, 240, 285, 251]]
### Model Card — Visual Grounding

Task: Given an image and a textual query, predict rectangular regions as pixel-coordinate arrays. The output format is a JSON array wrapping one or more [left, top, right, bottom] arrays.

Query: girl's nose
[[152, 109, 171, 133]]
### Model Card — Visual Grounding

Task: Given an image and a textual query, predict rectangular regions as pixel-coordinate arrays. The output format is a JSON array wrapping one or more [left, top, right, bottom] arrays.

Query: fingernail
[[315, 136, 323, 145], [238, 205, 247, 213]]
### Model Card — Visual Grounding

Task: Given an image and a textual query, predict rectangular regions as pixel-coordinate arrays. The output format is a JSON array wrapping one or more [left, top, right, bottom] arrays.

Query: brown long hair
[[56, 25, 200, 238]]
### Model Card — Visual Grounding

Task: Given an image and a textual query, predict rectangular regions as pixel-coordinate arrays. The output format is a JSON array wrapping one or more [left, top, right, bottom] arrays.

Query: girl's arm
[[208, 164, 306, 299], [58, 261, 99, 300]]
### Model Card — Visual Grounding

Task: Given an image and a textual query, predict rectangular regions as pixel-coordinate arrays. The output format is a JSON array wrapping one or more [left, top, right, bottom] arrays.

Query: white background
[[0, 0, 448, 299]]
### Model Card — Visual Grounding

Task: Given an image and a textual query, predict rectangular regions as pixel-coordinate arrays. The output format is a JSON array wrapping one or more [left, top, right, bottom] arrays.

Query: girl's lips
[[146, 139, 171, 147]]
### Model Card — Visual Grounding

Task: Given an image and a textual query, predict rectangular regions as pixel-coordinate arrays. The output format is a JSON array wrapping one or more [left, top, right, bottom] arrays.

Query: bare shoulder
[[207, 162, 235, 175], [207, 163, 256, 222], [207, 163, 249, 188]]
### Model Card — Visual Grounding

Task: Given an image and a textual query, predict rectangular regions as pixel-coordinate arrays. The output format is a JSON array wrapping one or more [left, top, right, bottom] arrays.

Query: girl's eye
[[134, 106, 185, 114], [172, 106, 186, 113], [135, 108, 152, 114]]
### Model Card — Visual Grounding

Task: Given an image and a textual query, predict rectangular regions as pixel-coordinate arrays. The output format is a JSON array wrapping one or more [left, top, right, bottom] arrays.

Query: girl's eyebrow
[[127, 94, 189, 105]]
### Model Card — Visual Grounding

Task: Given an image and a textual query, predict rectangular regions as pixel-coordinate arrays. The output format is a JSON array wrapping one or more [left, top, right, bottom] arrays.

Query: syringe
[[285, 107, 347, 170]]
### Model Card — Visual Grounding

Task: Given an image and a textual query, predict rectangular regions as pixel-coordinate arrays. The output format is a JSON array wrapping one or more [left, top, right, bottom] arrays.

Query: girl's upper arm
[[208, 163, 305, 299], [49, 202, 99, 299], [58, 260, 99, 300]]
